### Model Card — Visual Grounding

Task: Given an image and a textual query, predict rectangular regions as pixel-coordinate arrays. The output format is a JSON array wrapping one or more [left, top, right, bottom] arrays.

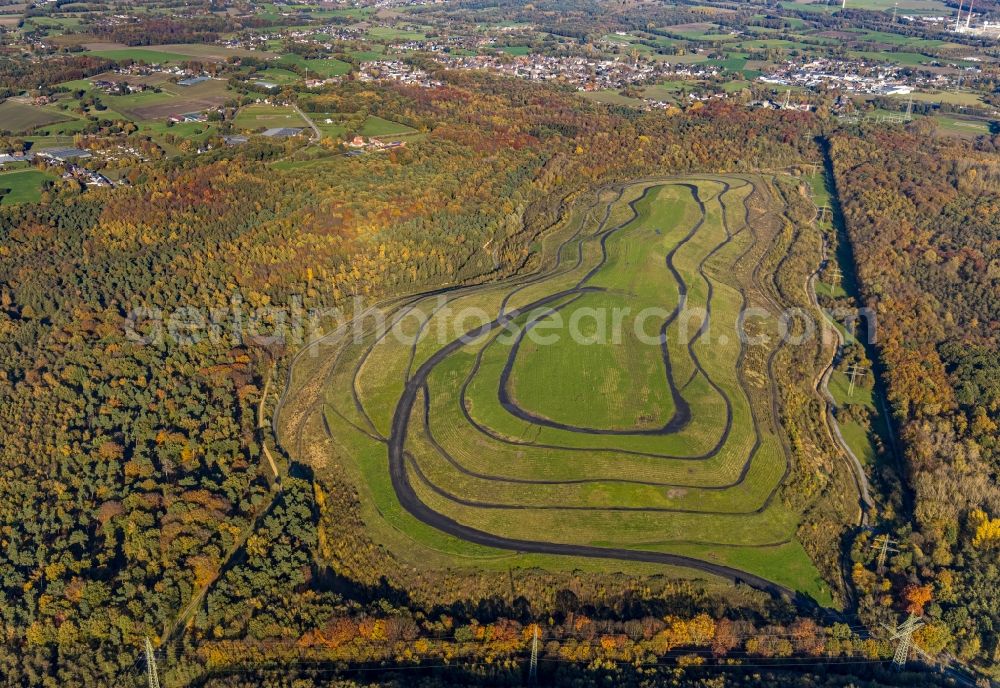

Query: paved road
[[293, 104, 321, 140]]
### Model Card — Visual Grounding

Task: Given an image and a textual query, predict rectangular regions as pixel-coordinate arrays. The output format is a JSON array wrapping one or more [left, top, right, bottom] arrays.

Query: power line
[[145, 637, 161, 688], [529, 625, 539, 684]]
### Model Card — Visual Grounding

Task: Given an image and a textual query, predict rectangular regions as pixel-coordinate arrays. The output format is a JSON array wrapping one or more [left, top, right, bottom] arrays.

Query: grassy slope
[[314, 176, 829, 600]]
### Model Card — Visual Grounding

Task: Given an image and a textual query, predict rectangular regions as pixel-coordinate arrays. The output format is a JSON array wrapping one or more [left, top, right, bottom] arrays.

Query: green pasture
[[578, 90, 645, 107], [255, 67, 302, 84], [0, 169, 58, 205], [933, 114, 994, 137], [305, 112, 350, 138], [276, 53, 352, 77], [359, 115, 416, 137], [366, 26, 427, 41]]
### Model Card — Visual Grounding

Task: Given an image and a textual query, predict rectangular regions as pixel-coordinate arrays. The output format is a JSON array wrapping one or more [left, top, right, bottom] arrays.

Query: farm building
[[178, 75, 210, 86], [169, 112, 208, 123], [261, 127, 304, 137], [36, 147, 92, 162], [0, 152, 33, 167]]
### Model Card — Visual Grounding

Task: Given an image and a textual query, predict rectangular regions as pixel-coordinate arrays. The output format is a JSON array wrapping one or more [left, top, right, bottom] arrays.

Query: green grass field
[[365, 26, 427, 41], [0, 169, 57, 205], [233, 104, 310, 131], [276, 53, 352, 76], [933, 114, 994, 137], [305, 112, 350, 138], [292, 175, 836, 605], [359, 115, 416, 137], [255, 67, 302, 84], [578, 90, 645, 107]]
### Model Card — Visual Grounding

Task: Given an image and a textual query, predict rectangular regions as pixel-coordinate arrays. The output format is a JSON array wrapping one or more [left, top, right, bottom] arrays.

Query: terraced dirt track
[[280, 175, 831, 602]]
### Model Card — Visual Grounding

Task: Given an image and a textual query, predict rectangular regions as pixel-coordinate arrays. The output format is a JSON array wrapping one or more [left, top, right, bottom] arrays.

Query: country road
[[293, 103, 321, 140], [258, 363, 280, 481], [810, 239, 874, 521]]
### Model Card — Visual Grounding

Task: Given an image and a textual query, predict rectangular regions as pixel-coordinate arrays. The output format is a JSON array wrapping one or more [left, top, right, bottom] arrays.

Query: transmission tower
[[827, 264, 842, 294], [869, 534, 898, 574], [846, 364, 867, 397], [529, 625, 540, 684], [887, 615, 924, 667], [892, 2, 898, 22], [905, 95, 914, 120], [955, 0, 964, 31], [144, 637, 161, 688]]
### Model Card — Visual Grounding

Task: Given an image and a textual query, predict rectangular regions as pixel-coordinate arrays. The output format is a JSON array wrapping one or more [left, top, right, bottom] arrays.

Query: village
[[758, 56, 970, 96]]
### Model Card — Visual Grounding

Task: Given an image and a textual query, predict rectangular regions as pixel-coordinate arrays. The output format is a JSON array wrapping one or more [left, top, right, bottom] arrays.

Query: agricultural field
[[0, 99, 73, 134], [667, 22, 738, 42], [86, 47, 201, 64], [280, 175, 839, 605], [782, 0, 949, 13], [899, 89, 988, 107], [145, 43, 276, 60], [100, 78, 231, 121]]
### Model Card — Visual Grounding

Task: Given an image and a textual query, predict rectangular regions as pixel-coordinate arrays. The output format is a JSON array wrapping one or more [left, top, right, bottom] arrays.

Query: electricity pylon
[[886, 615, 925, 667], [827, 265, 841, 294], [529, 625, 540, 684], [144, 637, 161, 688], [869, 534, 898, 574], [846, 364, 867, 397]]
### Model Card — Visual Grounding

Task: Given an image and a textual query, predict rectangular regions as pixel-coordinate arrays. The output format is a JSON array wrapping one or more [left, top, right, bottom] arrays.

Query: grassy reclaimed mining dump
[[305, 175, 834, 605]]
